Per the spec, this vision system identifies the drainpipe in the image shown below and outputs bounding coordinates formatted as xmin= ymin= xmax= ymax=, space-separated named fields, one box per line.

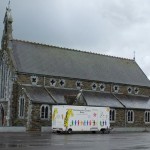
xmin=44 ymin=76 xmax=45 ymax=87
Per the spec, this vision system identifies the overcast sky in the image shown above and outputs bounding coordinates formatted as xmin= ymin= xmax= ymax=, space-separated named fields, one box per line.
xmin=1 ymin=0 xmax=150 ymax=79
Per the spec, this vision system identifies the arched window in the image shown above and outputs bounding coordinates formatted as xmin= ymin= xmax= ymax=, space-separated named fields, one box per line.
xmin=40 ymin=105 xmax=50 ymax=120
xmin=127 ymin=110 xmax=134 ymax=123
xmin=110 ymin=109 xmax=116 ymax=122
xmin=18 ymin=96 xmax=25 ymax=118
xmin=144 ymin=111 xmax=150 ymax=123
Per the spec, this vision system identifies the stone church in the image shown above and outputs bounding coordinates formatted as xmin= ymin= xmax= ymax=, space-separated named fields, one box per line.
xmin=0 ymin=5 xmax=150 ymax=131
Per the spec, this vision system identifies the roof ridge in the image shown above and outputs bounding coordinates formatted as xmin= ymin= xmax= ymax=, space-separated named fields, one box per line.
xmin=12 ymin=39 xmax=134 ymax=61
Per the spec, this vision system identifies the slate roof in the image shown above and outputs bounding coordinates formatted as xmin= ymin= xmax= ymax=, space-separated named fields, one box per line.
xmin=23 ymin=86 xmax=79 ymax=104
xmin=46 ymin=88 xmax=79 ymax=104
xmin=24 ymin=86 xmax=55 ymax=104
xmin=82 ymin=91 xmax=124 ymax=108
xmin=23 ymin=86 xmax=150 ymax=109
xmin=114 ymin=94 xmax=150 ymax=109
xmin=11 ymin=39 xmax=150 ymax=87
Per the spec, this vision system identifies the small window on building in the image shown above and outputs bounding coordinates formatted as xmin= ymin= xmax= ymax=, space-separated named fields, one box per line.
xmin=144 ymin=111 xmax=150 ymax=123
xmin=31 ymin=75 xmax=38 ymax=85
xmin=76 ymin=81 xmax=83 ymax=89
xmin=134 ymin=87 xmax=139 ymax=95
xmin=113 ymin=85 xmax=119 ymax=93
xmin=18 ymin=97 xmax=25 ymax=118
xmin=127 ymin=110 xmax=134 ymax=123
xmin=127 ymin=87 xmax=132 ymax=94
xmin=40 ymin=105 xmax=49 ymax=120
xmin=99 ymin=83 xmax=106 ymax=92
xmin=110 ymin=109 xmax=116 ymax=122
xmin=50 ymin=78 xmax=57 ymax=87
xmin=59 ymin=79 xmax=65 ymax=87
xmin=91 ymin=83 xmax=97 ymax=91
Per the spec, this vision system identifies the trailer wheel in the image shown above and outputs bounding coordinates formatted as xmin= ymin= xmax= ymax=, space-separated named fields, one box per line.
xmin=92 ymin=131 xmax=96 ymax=134
xmin=57 ymin=131 xmax=61 ymax=134
xmin=100 ymin=129 xmax=106 ymax=134
xmin=68 ymin=129 xmax=72 ymax=134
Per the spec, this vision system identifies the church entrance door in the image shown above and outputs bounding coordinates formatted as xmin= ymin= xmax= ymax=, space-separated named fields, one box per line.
xmin=0 ymin=105 xmax=4 ymax=126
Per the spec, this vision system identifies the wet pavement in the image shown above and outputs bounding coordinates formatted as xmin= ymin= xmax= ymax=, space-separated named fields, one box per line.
xmin=0 ymin=132 xmax=150 ymax=150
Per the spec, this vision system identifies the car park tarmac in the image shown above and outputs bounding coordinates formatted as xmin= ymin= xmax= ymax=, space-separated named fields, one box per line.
xmin=0 ymin=132 xmax=150 ymax=150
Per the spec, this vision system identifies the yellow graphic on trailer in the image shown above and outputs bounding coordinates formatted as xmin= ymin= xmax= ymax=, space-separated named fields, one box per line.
xmin=64 ymin=109 xmax=74 ymax=128
xmin=52 ymin=108 xmax=58 ymax=121
xmin=106 ymin=107 xmax=110 ymax=112
xmin=52 ymin=105 xmax=110 ymax=133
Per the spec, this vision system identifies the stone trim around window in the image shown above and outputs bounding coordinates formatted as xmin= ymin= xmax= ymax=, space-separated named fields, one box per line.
xmin=30 ymin=75 xmax=38 ymax=85
xmin=127 ymin=110 xmax=134 ymax=123
xmin=113 ymin=85 xmax=119 ymax=93
xmin=99 ymin=83 xmax=106 ymax=92
xmin=91 ymin=83 xmax=97 ymax=91
xmin=110 ymin=109 xmax=116 ymax=123
xmin=50 ymin=78 xmax=57 ymax=87
xmin=18 ymin=96 xmax=25 ymax=119
xmin=59 ymin=79 xmax=66 ymax=87
xmin=134 ymin=87 xmax=139 ymax=95
xmin=144 ymin=111 xmax=150 ymax=123
xmin=40 ymin=105 xmax=50 ymax=120
xmin=76 ymin=81 xmax=83 ymax=89
xmin=127 ymin=86 xmax=133 ymax=94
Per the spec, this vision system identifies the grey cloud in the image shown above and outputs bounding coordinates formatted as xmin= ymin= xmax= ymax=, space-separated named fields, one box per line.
xmin=1 ymin=0 xmax=150 ymax=78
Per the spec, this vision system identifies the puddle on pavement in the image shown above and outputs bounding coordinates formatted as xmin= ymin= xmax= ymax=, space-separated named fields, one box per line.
xmin=0 ymin=143 xmax=26 ymax=148
xmin=0 ymin=143 xmax=52 ymax=148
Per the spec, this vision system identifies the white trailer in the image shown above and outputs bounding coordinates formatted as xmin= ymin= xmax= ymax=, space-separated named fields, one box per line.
xmin=52 ymin=105 xmax=110 ymax=134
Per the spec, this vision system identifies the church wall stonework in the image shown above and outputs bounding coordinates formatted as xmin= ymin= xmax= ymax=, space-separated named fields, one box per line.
xmin=110 ymin=109 xmax=150 ymax=128
xmin=0 ymin=102 xmax=8 ymax=126
xmin=11 ymin=83 xmax=19 ymax=125
xmin=10 ymin=74 xmax=150 ymax=131
xmin=17 ymin=74 xmax=150 ymax=96
xmin=110 ymin=108 xmax=125 ymax=128
xmin=11 ymin=83 xmax=29 ymax=127
xmin=30 ymin=103 xmax=51 ymax=131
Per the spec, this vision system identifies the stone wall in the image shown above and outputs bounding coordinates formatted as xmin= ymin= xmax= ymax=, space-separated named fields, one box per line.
xmin=0 ymin=101 xmax=8 ymax=126
xmin=126 ymin=109 xmax=146 ymax=127
xmin=110 ymin=108 xmax=125 ymax=127
xmin=30 ymin=103 xmax=52 ymax=131
xmin=17 ymin=74 xmax=150 ymax=97
xmin=110 ymin=108 xmax=150 ymax=128
xmin=10 ymin=74 xmax=150 ymax=131
xmin=11 ymin=83 xmax=29 ymax=127
xmin=11 ymin=83 xmax=19 ymax=125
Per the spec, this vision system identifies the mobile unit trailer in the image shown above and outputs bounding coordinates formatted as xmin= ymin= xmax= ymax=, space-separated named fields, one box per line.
xmin=52 ymin=105 xmax=110 ymax=134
